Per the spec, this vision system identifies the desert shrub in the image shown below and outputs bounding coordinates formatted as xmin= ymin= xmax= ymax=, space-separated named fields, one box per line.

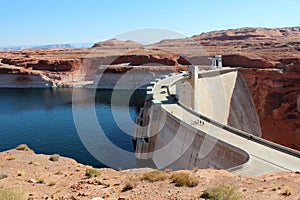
xmin=85 ymin=168 xmax=100 ymax=178
xmin=49 ymin=154 xmax=60 ymax=162
xmin=122 ymin=181 xmax=135 ymax=192
xmin=55 ymin=169 xmax=63 ymax=175
xmin=56 ymin=188 xmax=62 ymax=193
xmin=257 ymin=188 xmax=265 ymax=192
xmin=201 ymin=184 xmax=241 ymax=200
xmin=17 ymin=171 xmax=25 ymax=177
xmin=192 ymin=167 xmax=199 ymax=172
xmin=6 ymin=155 xmax=15 ymax=160
xmin=0 ymin=187 xmax=26 ymax=200
xmin=29 ymin=161 xmax=40 ymax=166
xmin=36 ymin=178 xmax=45 ymax=184
xmin=15 ymin=144 xmax=32 ymax=152
xmin=142 ymin=170 xmax=166 ymax=182
xmin=48 ymin=181 xmax=56 ymax=186
xmin=171 ymin=172 xmax=198 ymax=187
xmin=282 ymin=186 xmax=292 ymax=196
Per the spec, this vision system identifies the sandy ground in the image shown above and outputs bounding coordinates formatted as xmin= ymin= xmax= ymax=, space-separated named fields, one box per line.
xmin=0 ymin=147 xmax=300 ymax=200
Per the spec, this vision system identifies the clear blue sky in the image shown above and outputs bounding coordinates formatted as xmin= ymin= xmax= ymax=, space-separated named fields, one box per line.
xmin=0 ymin=0 xmax=299 ymax=46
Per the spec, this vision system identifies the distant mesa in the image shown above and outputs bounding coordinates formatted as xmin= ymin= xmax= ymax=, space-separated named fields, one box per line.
xmin=0 ymin=43 xmax=93 ymax=51
xmin=192 ymin=27 xmax=300 ymax=41
xmin=92 ymin=38 xmax=142 ymax=48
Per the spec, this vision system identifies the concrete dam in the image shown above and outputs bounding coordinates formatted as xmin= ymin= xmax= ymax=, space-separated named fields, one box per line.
xmin=133 ymin=67 xmax=300 ymax=176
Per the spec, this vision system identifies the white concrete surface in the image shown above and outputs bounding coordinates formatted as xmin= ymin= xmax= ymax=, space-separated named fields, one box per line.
xmin=149 ymin=69 xmax=300 ymax=176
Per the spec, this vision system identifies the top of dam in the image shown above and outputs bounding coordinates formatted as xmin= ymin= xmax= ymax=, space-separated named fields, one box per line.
xmin=133 ymin=66 xmax=300 ymax=176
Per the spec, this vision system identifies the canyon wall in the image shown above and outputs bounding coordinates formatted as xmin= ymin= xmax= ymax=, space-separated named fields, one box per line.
xmin=240 ymin=67 xmax=300 ymax=150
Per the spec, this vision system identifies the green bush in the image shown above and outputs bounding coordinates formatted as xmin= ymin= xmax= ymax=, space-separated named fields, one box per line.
xmin=171 ymin=172 xmax=198 ymax=187
xmin=142 ymin=170 xmax=166 ymax=182
xmin=201 ymin=184 xmax=241 ymax=200
xmin=0 ymin=187 xmax=26 ymax=200
xmin=85 ymin=168 xmax=100 ymax=178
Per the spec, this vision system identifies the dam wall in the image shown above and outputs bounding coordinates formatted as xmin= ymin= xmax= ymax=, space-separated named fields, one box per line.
xmin=227 ymin=72 xmax=262 ymax=136
xmin=133 ymin=68 xmax=300 ymax=175
xmin=133 ymin=70 xmax=252 ymax=170
xmin=150 ymin=105 xmax=249 ymax=170
xmin=176 ymin=70 xmax=261 ymax=136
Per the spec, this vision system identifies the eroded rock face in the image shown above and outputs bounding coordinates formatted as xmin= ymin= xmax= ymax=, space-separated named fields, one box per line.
xmin=27 ymin=59 xmax=82 ymax=71
xmin=2 ymin=58 xmax=82 ymax=72
xmin=110 ymin=49 xmax=191 ymax=66
xmin=240 ymin=67 xmax=300 ymax=150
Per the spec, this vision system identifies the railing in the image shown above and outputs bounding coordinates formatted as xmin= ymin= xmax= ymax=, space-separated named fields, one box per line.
xmin=164 ymin=72 xmax=300 ymax=159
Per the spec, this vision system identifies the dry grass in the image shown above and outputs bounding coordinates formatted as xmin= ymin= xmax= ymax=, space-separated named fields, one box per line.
xmin=142 ymin=170 xmax=167 ymax=182
xmin=171 ymin=172 xmax=198 ymax=187
xmin=122 ymin=181 xmax=136 ymax=192
xmin=0 ymin=187 xmax=26 ymax=200
xmin=282 ymin=186 xmax=292 ymax=196
xmin=48 ymin=181 xmax=56 ymax=186
xmin=36 ymin=178 xmax=45 ymax=184
xmin=29 ymin=161 xmax=40 ymax=166
xmin=201 ymin=184 xmax=241 ymax=200
xmin=85 ymin=168 xmax=100 ymax=178
xmin=6 ymin=155 xmax=15 ymax=161
xmin=49 ymin=154 xmax=60 ymax=162
xmin=15 ymin=144 xmax=33 ymax=153
xmin=257 ymin=188 xmax=265 ymax=192
xmin=54 ymin=169 xmax=63 ymax=175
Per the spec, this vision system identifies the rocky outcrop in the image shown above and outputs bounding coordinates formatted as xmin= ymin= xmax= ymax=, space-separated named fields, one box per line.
xmin=110 ymin=49 xmax=191 ymax=66
xmin=240 ymin=67 xmax=300 ymax=150
xmin=2 ymin=58 xmax=82 ymax=72
xmin=222 ymin=54 xmax=277 ymax=68
xmin=27 ymin=59 xmax=82 ymax=71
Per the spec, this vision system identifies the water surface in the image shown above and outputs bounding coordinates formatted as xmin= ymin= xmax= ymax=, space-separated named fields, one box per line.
xmin=0 ymin=88 xmax=145 ymax=169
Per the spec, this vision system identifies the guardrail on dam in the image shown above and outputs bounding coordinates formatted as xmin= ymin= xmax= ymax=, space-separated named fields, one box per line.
xmin=133 ymin=66 xmax=300 ymax=176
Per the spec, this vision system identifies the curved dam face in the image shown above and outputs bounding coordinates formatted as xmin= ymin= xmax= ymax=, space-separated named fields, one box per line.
xmin=149 ymin=106 xmax=249 ymax=170
xmin=133 ymin=69 xmax=258 ymax=170
xmin=134 ymin=69 xmax=300 ymax=174
xmin=177 ymin=70 xmax=262 ymax=136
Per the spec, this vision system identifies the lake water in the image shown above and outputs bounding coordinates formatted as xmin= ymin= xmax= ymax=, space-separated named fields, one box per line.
xmin=0 ymin=88 xmax=145 ymax=169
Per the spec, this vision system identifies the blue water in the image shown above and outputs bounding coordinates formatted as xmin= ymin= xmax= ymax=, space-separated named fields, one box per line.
xmin=0 ymin=88 xmax=145 ymax=169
